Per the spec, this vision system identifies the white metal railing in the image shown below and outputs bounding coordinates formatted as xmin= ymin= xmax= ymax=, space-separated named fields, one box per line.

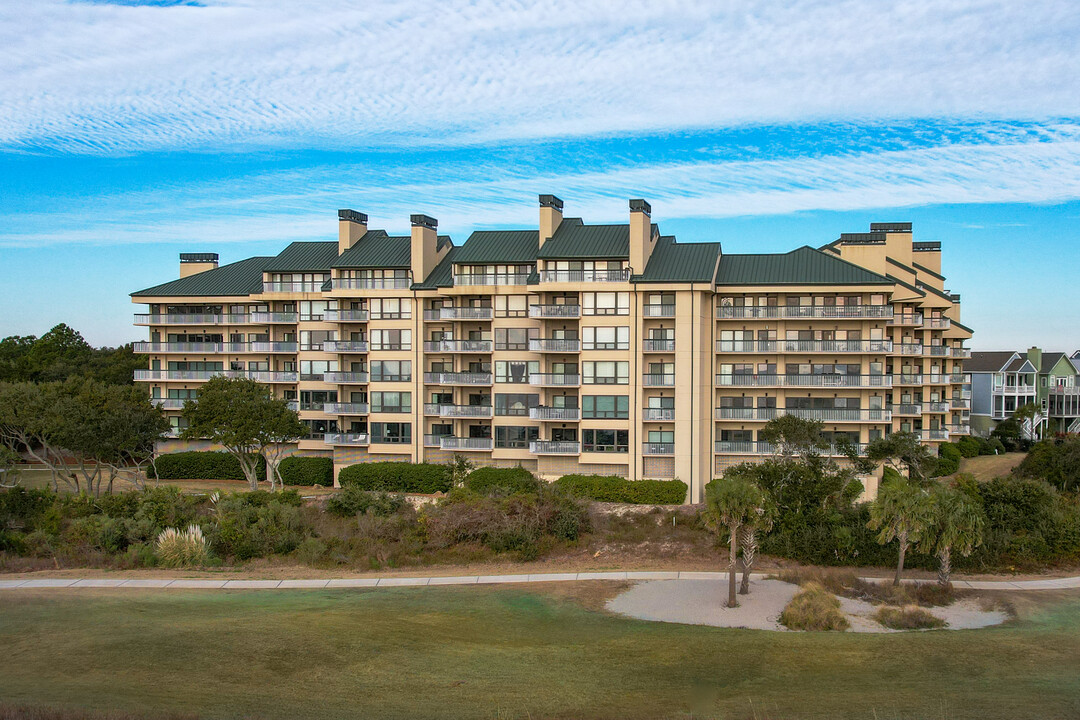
xmin=323 ymin=403 xmax=369 ymax=415
xmin=134 ymin=370 xmax=298 ymax=382
xmin=429 ymin=405 xmax=494 ymax=418
xmin=898 ymin=344 xmax=924 ymax=355
xmin=263 ymin=281 xmax=325 ymax=293
xmin=332 ymin=277 xmax=411 ymax=290
xmin=926 ymin=345 xmax=949 ymax=357
xmin=530 ymin=406 xmax=581 ymax=421
xmin=151 ymin=399 xmax=187 ymax=410
xmin=529 ymin=304 xmax=581 ymax=319
xmin=714 ymin=408 xmax=890 ymax=422
xmin=642 ymin=304 xmax=676 ymax=317
xmin=423 ymin=434 xmax=445 ymax=447
xmin=249 ymin=312 xmax=298 ymax=323
xmin=950 ymin=373 xmax=972 ymax=384
xmin=927 ymin=402 xmax=950 ymax=413
xmin=890 ymin=404 xmax=923 ymax=416
xmin=530 ymin=339 xmax=581 ymax=353
xmin=952 ymin=348 xmax=972 ymax=358
xmin=439 ymin=307 xmax=494 ymax=321
xmin=452 ymin=273 xmax=531 ymax=286
xmin=714 ymin=441 xmax=869 ymax=455
xmin=888 ymin=314 xmax=924 ymax=326
xmin=424 ymin=372 xmax=493 ymax=385
xmin=643 ymin=407 xmax=675 ymax=421
xmin=642 ymin=374 xmax=675 ymax=387
xmin=540 ymin=269 xmax=630 ymax=283
xmin=324 ymin=433 xmax=369 ymax=446
xmin=322 ymin=372 xmax=369 ymax=383
xmin=642 ymin=339 xmax=675 ymax=352
xmin=925 ymin=318 xmax=951 ymax=329
xmin=950 ymin=398 xmax=971 ymax=409
xmin=322 ymin=310 xmax=368 ymax=323
xmin=423 ymin=340 xmax=493 ymax=353
xmin=529 ymin=373 xmax=580 ymax=387
xmin=717 ymin=305 xmax=894 ymax=320
xmin=323 ymin=341 xmax=368 ymax=353
xmin=715 ymin=374 xmax=892 ymax=388
xmin=530 ymin=440 xmax=581 ymax=454
xmin=440 ymin=437 xmax=494 ymax=451
xmin=248 ymin=342 xmax=298 ymax=353
xmin=946 ymin=424 xmax=971 ymax=436
xmin=134 ymin=313 xmax=248 ymax=325
xmin=895 ymin=374 xmax=924 ymax=385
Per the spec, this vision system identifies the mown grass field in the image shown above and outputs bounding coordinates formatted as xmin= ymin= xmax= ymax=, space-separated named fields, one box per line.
xmin=1 ymin=584 xmax=1079 ymax=720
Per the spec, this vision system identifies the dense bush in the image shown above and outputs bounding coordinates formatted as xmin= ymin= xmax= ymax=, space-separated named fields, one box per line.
xmin=150 ymin=451 xmax=266 ymax=482
xmin=464 ymin=466 xmax=541 ymax=496
xmin=554 ymin=474 xmax=687 ymax=504
xmin=873 ymin=605 xmax=945 ymax=630
xmin=779 ymin=582 xmax=849 ymax=631
xmin=1014 ymin=437 xmax=1080 ymax=492
xmin=934 ymin=443 xmax=962 ymax=477
xmin=338 ymin=462 xmax=451 ymax=494
xmin=279 ymin=456 xmax=334 ymax=487
xmin=326 ymin=486 xmax=407 ymax=517
xmin=206 ymin=492 xmax=309 ymax=560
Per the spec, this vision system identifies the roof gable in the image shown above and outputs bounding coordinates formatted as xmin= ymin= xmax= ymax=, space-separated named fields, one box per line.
xmin=331 ymin=230 xmax=411 ymax=268
xmin=454 ymin=229 xmax=538 ymax=264
xmin=716 ymin=246 xmax=892 ymax=286
xmin=262 ymin=241 xmax=339 ymax=272
xmin=131 ymin=256 xmax=272 ymax=298
xmin=635 ymin=236 xmax=721 ymax=283
xmin=536 ymin=219 xmax=633 ymax=259
xmin=967 ymin=351 xmax=1019 ymax=373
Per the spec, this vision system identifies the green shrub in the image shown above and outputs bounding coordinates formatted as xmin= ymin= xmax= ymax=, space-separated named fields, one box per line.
xmin=0 ymin=486 xmax=56 ymax=532
xmin=779 ymin=582 xmax=850 ymax=631
xmin=881 ymin=466 xmax=905 ymax=484
xmin=155 ymin=525 xmax=209 ymax=568
xmin=873 ymin=605 xmax=946 ymax=630
xmin=150 ymin=451 xmax=266 ymax=482
xmin=1014 ymin=437 xmax=1080 ymax=492
xmin=554 ymin=475 xmax=687 ymax=504
xmin=279 ymin=456 xmax=334 ymax=487
xmin=206 ymin=493 xmax=309 ymax=560
xmin=956 ymin=437 xmax=981 ymax=458
xmin=933 ymin=443 xmax=962 ymax=477
xmin=464 ymin=466 xmax=541 ymax=496
xmin=338 ymin=462 xmax=452 ymax=494
xmin=326 ymin=486 xmax=407 ymax=517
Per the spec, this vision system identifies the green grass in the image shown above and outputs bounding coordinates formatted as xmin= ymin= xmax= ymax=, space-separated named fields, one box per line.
xmin=2 ymin=587 xmax=1080 ymax=720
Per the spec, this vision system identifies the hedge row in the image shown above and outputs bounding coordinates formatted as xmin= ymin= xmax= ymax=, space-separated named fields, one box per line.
xmin=280 ymin=456 xmax=334 ymax=487
xmin=464 ymin=466 xmax=541 ymax=495
xmin=150 ymin=451 xmax=266 ymax=482
xmin=554 ymin=474 xmax=688 ymax=504
xmin=337 ymin=462 xmax=451 ymax=494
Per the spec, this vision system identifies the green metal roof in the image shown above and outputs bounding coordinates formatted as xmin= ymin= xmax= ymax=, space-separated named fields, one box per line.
xmin=912 ymin=261 xmax=945 ymax=281
xmin=262 ymin=241 xmax=339 ymax=272
xmin=634 ymin=236 xmax=721 ymax=283
xmin=885 ymin=274 xmax=926 ymax=297
xmin=454 ymin=229 xmax=538 ymax=264
xmin=131 ymin=256 xmax=272 ymax=298
xmin=952 ymin=319 xmax=974 ymax=334
xmin=331 ymin=230 xmax=453 ymax=269
xmin=716 ymin=246 xmax=893 ymax=286
xmin=414 ymin=246 xmax=461 ymax=289
xmin=536 ymin=219 xmax=646 ymax=259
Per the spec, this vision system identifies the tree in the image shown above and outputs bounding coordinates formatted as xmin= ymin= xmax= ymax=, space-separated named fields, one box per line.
xmin=181 ymin=376 xmax=283 ymax=490
xmin=25 ymin=324 xmax=93 ymax=383
xmin=1012 ymin=403 xmax=1041 ymax=443
xmin=0 ymin=445 xmax=21 ymax=487
xmin=258 ymin=401 xmax=307 ymax=491
xmin=867 ymin=476 xmax=934 ymax=585
xmin=0 ymin=381 xmax=69 ymax=490
xmin=704 ymin=476 xmax=771 ymax=607
xmin=922 ymin=485 xmax=985 ymax=586
xmin=737 ymin=491 xmax=777 ymax=595
xmin=760 ymin=415 xmax=828 ymax=460
xmin=866 ymin=431 xmax=938 ymax=484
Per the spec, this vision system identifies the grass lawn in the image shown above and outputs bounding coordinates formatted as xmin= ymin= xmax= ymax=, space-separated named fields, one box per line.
xmin=1 ymin=585 xmax=1079 ymax=720
xmin=956 ymin=452 xmax=1026 ymax=481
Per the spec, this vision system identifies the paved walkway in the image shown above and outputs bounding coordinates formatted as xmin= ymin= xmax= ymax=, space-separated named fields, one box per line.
xmin=2 ymin=571 xmax=1079 ymax=591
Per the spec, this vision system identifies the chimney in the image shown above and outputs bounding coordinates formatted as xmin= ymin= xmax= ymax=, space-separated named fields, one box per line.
xmin=539 ymin=194 xmax=563 ymax=249
xmin=411 ymin=214 xmax=439 ymax=284
xmin=179 ymin=253 xmax=218 ymax=278
xmin=629 ymin=199 xmax=656 ymax=273
xmin=1027 ymin=346 xmax=1042 ymax=373
xmin=338 ymin=209 xmax=368 ymax=255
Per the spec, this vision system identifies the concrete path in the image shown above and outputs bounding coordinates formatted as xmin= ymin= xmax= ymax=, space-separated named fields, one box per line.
xmin=1 ymin=571 xmax=1079 ymax=591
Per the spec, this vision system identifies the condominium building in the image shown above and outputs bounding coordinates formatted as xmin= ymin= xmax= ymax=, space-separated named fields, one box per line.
xmin=969 ymin=347 xmax=1080 ymax=436
xmin=131 ymin=196 xmax=973 ymax=502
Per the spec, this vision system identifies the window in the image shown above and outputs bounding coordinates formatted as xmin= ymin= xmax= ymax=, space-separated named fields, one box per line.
xmin=298 ymin=300 xmax=333 ymax=321
xmin=495 ymin=295 xmax=529 ymax=317
xmin=583 ymin=292 xmax=629 ymax=316
xmin=167 ymin=361 xmax=223 ymax=371
xmin=495 ymin=327 xmax=537 ymax=351
xmin=300 ymin=360 xmax=337 ymax=381
xmin=582 ymin=395 xmax=629 ymax=419
xmin=495 ymin=360 xmax=538 ymax=383
xmin=370 ymin=392 xmax=411 ymax=414
xmin=495 ymin=425 xmax=539 ymax=449
xmin=582 ymin=326 xmax=629 ymax=350
xmin=370 ymin=360 xmax=412 ymax=382
xmin=495 ymin=393 xmax=539 ymax=416
xmin=583 ymin=361 xmax=628 ymax=384
xmin=299 ymin=390 xmax=337 ymax=411
xmin=583 ymin=429 xmax=628 ymax=453
xmin=299 ymin=330 xmax=335 ymax=351
xmin=370 ymin=329 xmax=411 ymax=351
xmin=370 ymin=297 xmax=412 ymax=320
xmin=647 ymin=430 xmax=674 ymax=444
xmin=370 ymin=422 xmax=411 ymax=444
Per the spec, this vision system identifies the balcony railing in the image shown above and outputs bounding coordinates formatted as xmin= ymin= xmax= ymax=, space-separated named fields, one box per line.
xmin=642 ymin=304 xmax=676 ymax=318
xmin=890 ymin=404 xmax=923 ymax=416
xmin=439 ymin=307 xmax=493 ymax=321
xmin=529 ymin=304 xmax=581 ymax=319
xmin=151 ymin=399 xmax=187 ymax=410
xmin=642 ymin=442 xmax=675 ymax=455
xmin=581 ymin=341 xmax=629 ymax=351
xmin=540 ymin=269 xmax=630 ymax=283
xmin=249 ymin=312 xmax=298 ymax=324
xmin=452 ymin=273 xmax=531 ymax=286
xmin=529 ymin=339 xmax=580 ymax=353
xmin=926 ymin=402 xmax=950 ymax=413
xmin=717 ymin=339 xmax=892 ymax=353
xmin=529 ymin=406 xmax=580 ymax=421
xmin=925 ymin=345 xmax=949 ymax=357
xmin=897 ymin=344 xmax=924 ymax=356
xmin=134 ymin=342 xmax=224 ymax=353
xmin=925 ymin=318 xmax=951 ymax=329
xmin=715 ymin=408 xmax=891 ymax=422
xmin=996 ymin=385 xmax=1036 ymax=395
xmin=135 ymin=370 xmax=298 ymax=382
xmin=423 ymin=404 xmax=494 ymax=418
xmin=715 ymin=374 xmax=892 ymax=388
xmin=322 ymin=371 xmax=369 ymax=384
xmin=643 ymin=407 xmax=675 ymax=421
xmin=423 ymin=434 xmax=445 ymax=447
xmin=529 ymin=373 xmax=580 ymax=387
xmin=323 ymin=403 xmax=369 ymax=415
xmin=440 ymin=437 xmax=494 ymax=451
xmin=919 ymin=429 xmax=951 ymax=441
xmin=895 ymin=374 xmax=924 ymax=385
xmin=642 ymin=339 xmax=675 ymax=352
xmin=322 ymin=341 xmax=369 ymax=353
xmin=332 ymin=278 xmax=411 ymax=290
xmin=263 ymin=281 xmax=325 ymax=293
xmin=888 ymin=314 xmax=924 ymax=326
xmin=322 ymin=310 xmax=368 ymax=323
xmin=530 ymin=440 xmax=581 ymax=455
xmin=642 ymin=374 xmax=675 ymax=387
xmin=950 ymin=373 xmax=972 ymax=384
xmin=423 ymin=340 xmax=493 ymax=353
xmin=424 ymin=372 xmax=493 ymax=385
xmin=946 ymin=424 xmax=971 ymax=436
xmin=951 ymin=348 xmax=972 ymax=358
xmin=925 ymin=374 xmax=950 ymax=385
xmin=717 ymin=305 xmax=894 ymax=320
xmin=714 ymin=441 xmax=869 ymax=455
xmin=950 ymin=398 xmax=971 ymax=410
xmin=324 ymin=433 xmax=369 ymax=446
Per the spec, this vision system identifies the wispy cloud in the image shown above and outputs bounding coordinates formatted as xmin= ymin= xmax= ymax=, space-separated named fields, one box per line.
xmin=1 ymin=0 xmax=1079 ymax=153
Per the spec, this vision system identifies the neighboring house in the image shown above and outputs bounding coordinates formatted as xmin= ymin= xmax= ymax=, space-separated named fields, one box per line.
xmin=969 ymin=347 xmax=1080 ymax=436
xmin=131 ymin=196 xmax=973 ymax=503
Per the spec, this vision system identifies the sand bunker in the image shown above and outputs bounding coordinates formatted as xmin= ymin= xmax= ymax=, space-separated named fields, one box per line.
xmin=606 ymin=578 xmax=1008 ymax=632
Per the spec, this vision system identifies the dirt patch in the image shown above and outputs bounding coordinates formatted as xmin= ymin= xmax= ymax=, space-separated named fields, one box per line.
xmin=956 ymin=452 xmax=1026 ymax=481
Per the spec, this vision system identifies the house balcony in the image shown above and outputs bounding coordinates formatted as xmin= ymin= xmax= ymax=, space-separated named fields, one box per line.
xmin=423 ymin=434 xmax=445 ymax=447
xmin=423 ymin=340 xmax=493 ymax=354
xmin=539 ymin=269 xmax=630 ymax=283
xmin=642 ymin=339 xmax=675 ymax=352
xmin=440 ymin=437 xmax=494 ymax=452
xmin=715 ymin=339 xmax=892 ymax=354
xmin=642 ymin=374 xmax=675 ymax=387
xmin=926 ymin=402 xmax=951 ymax=413
xmin=950 ymin=398 xmax=971 ymax=410
xmin=714 ymin=441 xmax=869 ymax=455
xmin=249 ymin=312 xmax=299 ymax=324
xmin=642 ymin=304 xmax=676 ymax=318
xmin=322 ymin=310 xmax=368 ymax=323
xmin=424 ymin=372 xmax=493 ymax=386
xmin=717 ymin=305 xmax=894 ymax=320
xmin=918 ymin=429 xmax=951 ymax=441
xmin=332 ymin=278 xmax=411 ymax=290
xmin=323 ymin=341 xmax=368 ymax=353
xmin=263 ymin=281 xmax=325 ymax=293
xmin=714 ymin=408 xmax=891 ymax=423
xmin=715 ymin=374 xmax=891 ymax=388
xmin=151 ymin=399 xmax=187 ymax=410
xmin=134 ymin=342 xmax=225 ymax=353
xmin=323 ymin=432 xmax=369 ymax=446
xmin=995 ymin=385 xmax=1036 ymax=395
xmin=529 ymin=304 xmax=581 ymax=319
xmin=581 ymin=341 xmax=629 ymax=351
xmin=642 ymin=442 xmax=675 ymax=455
xmin=897 ymin=344 xmax=924 ymax=356
xmin=888 ymin=314 xmax=924 ymax=326
xmin=951 ymin=348 xmax=972 ymax=358
xmin=529 ymin=339 xmax=580 ymax=353
xmin=323 ymin=371 xmax=369 ymax=384
xmin=530 ymin=440 xmax=581 ymax=455
xmin=894 ymin=374 xmax=924 ymax=385
xmin=134 ymin=313 xmax=250 ymax=326
xmin=926 ymin=374 xmax=951 ymax=385
xmin=949 ymin=373 xmax=972 ymax=384
xmin=423 ymin=404 xmax=494 ymax=419
xmin=889 ymin=404 xmax=924 ymax=416
xmin=439 ymin=307 xmax=494 ymax=321
xmin=947 ymin=424 xmax=972 ymax=436
xmin=925 ymin=346 xmax=950 ymax=357
xmin=925 ymin=318 xmax=951 ymax=329
xmin=134 ymin=370 xmax=298 ymax=383
xmin=323 ymin=403 xmax=369 ymax=415
xmin=643 ymin=408 xmax=675 ymax=421
xmin=452 ymin=273 xmax=531 ymax=286
xmin=529 ymin=406 xmax=581 ymax=421
xmin=529 ymin=373 xmax=580 ymax=387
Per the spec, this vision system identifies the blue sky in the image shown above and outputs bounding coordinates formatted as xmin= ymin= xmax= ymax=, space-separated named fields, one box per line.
xmin=1 ymin=0 xmax=1079 ymax=350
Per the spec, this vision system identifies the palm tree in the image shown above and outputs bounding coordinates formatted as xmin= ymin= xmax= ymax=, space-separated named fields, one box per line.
xmin=923 ymin=485 xmax=985 ymax=586
xmin=704 ymin=476 xmax=771 ymax=607
xmin=867 ymin=476 xmax=934 ymax=586
xmin=738 ymin=492 xmax=777 ymax=595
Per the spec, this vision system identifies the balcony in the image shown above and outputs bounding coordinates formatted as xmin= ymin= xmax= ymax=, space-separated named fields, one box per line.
xmin=926 ymin=374 xmax=950 ymax=385
xmin=951 ymin=348 xmax=972 ymax=358
xmin=423 ymin=404 xmax=494 ymax=419
xmin=643 ymin=407 xmax=675 ymax=421
xmin=581 ymin=341 xmax=629 ymax=351
xmin=529 ymin=373 xmax=580 ymax=387
xmin=134 ymin=370 xmax=298 ymax=383
xmin=642 ymin=374 xmax=675 ymax=387
xmin=440 ymin=437 xmax=494 ymax=452
xmin=642 ymin=304 xmax=676 ymax=318
xmin=895 ymin=374 xmax=924 ymax=385
xmin=950 ymin=398 xmax=971 ymax=410
xmin=926 ymin=402 xmax=950 ymax=413
xmin=423 ymin=340 xmax=493 ymax=353
xmin=717 ymin=305 xmax=894 ymax=320
xmin=714 ymin=408 xmax=891 ymax=422
xmin=529 ymin=339 xmax=580 ymax=353
xmin=642 ymin=442 xmax=675 ymax=455
xmin=134 ymin=313 xmax=253 ymax=326
xmin=424 ymin=372 xmax=493 ymax=386
xmin=452 ymin=273 xmax=531 ymax=286
xmin=996 ymin=385 xmax=1036 ymax=395
xmin=323 ymin=341 xmax=368 ymax=353
xmin=920 ymin=429 xmax=951 ymax=441
xmin=897 ymin=344 xmax=924 ymax=356
xmin=530 ymin=406 xmax=581 ymax=421
xmin=423 ymin=434 xmax=445 ymax=447
xmin=530 ymin=440 xmax=581 ymax=455
xmin=540 ymin=269 xmax=630 ymax=283
xmin=134 ymin=342 xmax=224 ymax=353
xmin=950 ymin=373 xmax=972 ymax=384
xmin=249 ymin=312 xmax=299 ymax=324
xmin=248 ymin=342 xmax=298 ymax=353
xmin=323 ymin=403 xmax=369 ymax=415
xmin=888 ymin=314 xmax=924 ymax=326
xmin=322 ymin=371 xmax=369 ymax=384
xmin=529 ymin=304 xmax=581 ymax=319
xmin=715 ymin=374 xmax=892 ymax=388
xmin=439 ymin=307 xmax=493 ymax=321
xmin=332 ymin=278 xmax=411 ymax=290
xmin=263 ymin=281 xmax=325 ymax=293
xmin=714 ymin=441 xmax=869 ymax=455
xmin=925 ymin=318 xmax=951 ymax=329
xmin=890 ymin=404 xmax=923 ymax=416
xmin=947 ymin=424 xmax=972 ymax=436
xmin=323 ymin=433 xmax=370 ymax=446
xmin=642 ymin=339 xmax=675 ymax=352
xmin=925 ymin=345 xmax=950 ymax=357
xmin=322 ymin=309 xmax=368 ymax=323
xmin=151 ymin=399 xmax=187 ymax=410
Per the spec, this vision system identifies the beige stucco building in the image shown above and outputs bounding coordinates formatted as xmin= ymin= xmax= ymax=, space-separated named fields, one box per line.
xmin=132 ymin=196 xmax=973 ymax=502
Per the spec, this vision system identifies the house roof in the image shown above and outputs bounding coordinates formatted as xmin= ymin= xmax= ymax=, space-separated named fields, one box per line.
xmin=967 ymin=351 xmax=1019 ymax=373
xmin=536 ymin=219 xmax=642 ymax=259
xmin=454 ymin=230 xmax=538 ymax=264
xmin=1040 ymin=352 xmax=1072 ymax=374
xmin=331 ymin=230 xmax=411 ymax=268
xmin=634 ymin=236 xmax=721 ymax=283
xmin=261 ymin=241 xmax=339 ymax=272
xmin=715 ymin=246 xmax=892 ymax=286
xmin=131 ymin=256 xmax=272 ymax=298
